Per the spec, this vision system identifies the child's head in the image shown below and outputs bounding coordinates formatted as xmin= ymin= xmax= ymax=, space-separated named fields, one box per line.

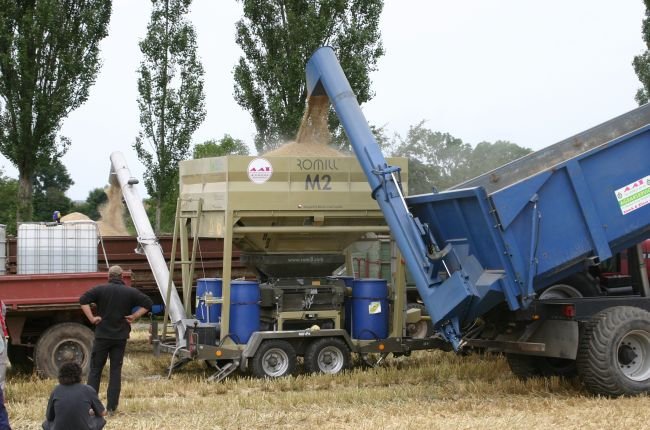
xmin=58 ymin=361 xmax=82 ymax=385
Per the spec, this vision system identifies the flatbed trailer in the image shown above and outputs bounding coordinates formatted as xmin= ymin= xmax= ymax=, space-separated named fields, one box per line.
xmin=1 ymin=271 xmax=132 ymax=378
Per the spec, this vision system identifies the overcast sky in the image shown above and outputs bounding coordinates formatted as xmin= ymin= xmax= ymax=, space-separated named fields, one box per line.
xmin=0 ymin=0 xmax=646 ymax=201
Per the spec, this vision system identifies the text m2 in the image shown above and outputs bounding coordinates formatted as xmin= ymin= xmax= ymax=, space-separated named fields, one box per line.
xmin=305 ymin=174 xmax=332 ymax=190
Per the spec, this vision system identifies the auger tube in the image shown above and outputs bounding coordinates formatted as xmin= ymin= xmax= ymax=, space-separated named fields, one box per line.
xmin=109 ymin=151 xmax=187 ymax=328
xmin=305 ymin=47 xmax=476 ymax=348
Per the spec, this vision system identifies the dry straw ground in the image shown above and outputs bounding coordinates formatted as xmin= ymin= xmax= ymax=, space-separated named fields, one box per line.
xmin=6 ymin=326 xmax=650 ymax=429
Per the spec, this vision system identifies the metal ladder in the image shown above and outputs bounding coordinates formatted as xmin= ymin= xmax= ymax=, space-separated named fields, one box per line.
xmin=161 ymin=197 xmax=203 ymax=342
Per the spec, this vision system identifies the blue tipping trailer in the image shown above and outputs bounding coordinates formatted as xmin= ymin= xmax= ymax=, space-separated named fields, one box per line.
xmin=407 ymin=122 xmax=650 ymax=322
xmin=306 ymin=46 xmax=650 ymax=396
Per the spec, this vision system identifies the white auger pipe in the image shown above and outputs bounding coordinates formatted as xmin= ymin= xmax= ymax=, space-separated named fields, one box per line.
xmin=109 ymin=151 xmax=187 ymax=324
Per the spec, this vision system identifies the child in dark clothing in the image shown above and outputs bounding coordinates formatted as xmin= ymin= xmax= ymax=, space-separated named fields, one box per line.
xmin=43 ymin=362 xmax=107 ymax=430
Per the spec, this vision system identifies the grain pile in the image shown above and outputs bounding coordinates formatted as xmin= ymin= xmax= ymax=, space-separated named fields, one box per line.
xmin=60 ymin=212 xmax=91 ymax=222
xmin=264 ymin=95 xmax=345 ymax=157
xmin=60 ymin=185 xmax=129 ymax=236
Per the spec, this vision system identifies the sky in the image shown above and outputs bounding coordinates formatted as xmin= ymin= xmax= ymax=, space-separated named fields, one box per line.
xmin=0 ymin=0 xmax=646 ymax=201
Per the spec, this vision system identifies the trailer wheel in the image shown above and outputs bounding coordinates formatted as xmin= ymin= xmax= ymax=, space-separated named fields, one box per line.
xmin=304 ymin=337 xmax=351 ymax=375
xmin=406 ymin=303 xmax=434 ymax=339
xmin=7 ymin=344 xmax=34 ymax=373
xmin=251 ymin=340 xmax=296 ymax=378
xmin=577 ymin=306 xmax=650 ymax=396
xmin=34 ymin=323 xmax=94 ymax=379
xmin=539 ymin=273 xmax=600 ymax=299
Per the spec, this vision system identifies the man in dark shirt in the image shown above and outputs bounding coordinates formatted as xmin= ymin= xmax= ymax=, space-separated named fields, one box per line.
xmin=80 ymin=265 xmax=152 ymax=413
xmin=43 ymin=361 xmax=106 ymax=430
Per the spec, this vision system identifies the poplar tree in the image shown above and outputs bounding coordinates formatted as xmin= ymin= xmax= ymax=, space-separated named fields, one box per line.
xmin=234 ymin=0 xmax=384 ymax=153
xmin=135 ymin=0 xmax=205 ymax=233
xmin=0 ymin=0 xmax=111 ymax=221
xmin=633 ymin=0 xmax=650 ymax=104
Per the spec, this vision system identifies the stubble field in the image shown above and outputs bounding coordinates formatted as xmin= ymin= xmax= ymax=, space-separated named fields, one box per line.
xmin=5 ymin=326 xmax=650 ymax=430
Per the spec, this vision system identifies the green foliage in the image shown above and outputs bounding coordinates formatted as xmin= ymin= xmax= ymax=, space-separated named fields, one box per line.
xmin=193 ymin=135 xmax=250 ymax=159
xmin=0 ymin=161 xmax=76 ymax=229
xmin=32 ymin=158 xmax=74 ymax=221
xmin=234 ymin=0 xmax=384 ymax=153
xmin=135 ymin=0 xmax=206 ymax=234
xmin=0 ymin=0 xmax=111 ymax=221
xmin=144 ymin=184 xmax=178 ymax=234
xmin=391 ymin=122 xmax=472 ymax=194
xmin=633 ymin=0 xmax=650 ymax=105
xmin=74 ymin=187 xmax=108 ymax=220
xmin=466 ymin=141 xmax=531 ymax=177
xmin=0 ymin=170 xmax=17 ymax=235
xmin=390 ymin=122 xmax=532 ymax=195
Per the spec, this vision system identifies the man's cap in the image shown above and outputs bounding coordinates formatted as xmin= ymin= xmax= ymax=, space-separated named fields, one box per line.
xmin=108 ymin=265 xmax=123 ymax=277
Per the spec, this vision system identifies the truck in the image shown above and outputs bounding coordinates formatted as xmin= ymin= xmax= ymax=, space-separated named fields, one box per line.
xmin=1 ymin=224 xmax=246 ymax=378
xmin=301 ymin=47 xmax=650 ymax=396
xmin=113 ymin=47 xmax=650 ymax=397
xmin=359 ymin=236 xmax=650 ymax=338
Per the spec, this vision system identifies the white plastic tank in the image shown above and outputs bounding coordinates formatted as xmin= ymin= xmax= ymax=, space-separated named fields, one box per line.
xmin=17 ymin=221 xmax=98 ymax=274
xmin=0 ymin=224 xmax=6 ymax=275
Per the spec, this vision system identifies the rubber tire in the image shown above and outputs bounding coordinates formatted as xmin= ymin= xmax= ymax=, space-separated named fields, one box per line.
xmin=34 ymin=323 xmax=94 ymax=379
xmin=304 ymin=337 xmax=351 ymax=375
xmin=406 ymin=303 xmax=434 ymax=339
xmin=536 ymin=357 xmax=578 ymax=378
xmin=577 ymin=306 xmax=650 ymax=397
xmin=507 ymin=353 xmax=577 ymax=379
xmin=7 ymin=344 xmax=34 ymax=373
xmin=251 ymin=340 xmax=296 ymax=379
xmin=506 ymin=353 xmax=540 ymax=379
xmin=539 ymin=273 xmax=600 ymax=299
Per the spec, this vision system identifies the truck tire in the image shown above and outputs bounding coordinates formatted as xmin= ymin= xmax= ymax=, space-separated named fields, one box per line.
xmin=406 ymin=303 xmax=434 ymax=339
xmin=304 ymin=337 xmax=351 ymax=375
xmin=506 ymin=353 xmax=540 ymax=379
xmin=506 ymin=354 xmax=577 ymax=379
xmin=539 ymin=273 xmax=600 ymax=299
xmin=34 ymin=323 xmax=94 ymax=379
xmin=250 ymin=340 xmax=296 ymax=379
xmin=7 ymin=344 xmax=34 ymax=373
xmin=577 ymin=306 xmax=650 ymax=396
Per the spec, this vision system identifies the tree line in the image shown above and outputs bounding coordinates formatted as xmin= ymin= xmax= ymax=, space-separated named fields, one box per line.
xmin=1 ymin=0 xmax=648 ymax=235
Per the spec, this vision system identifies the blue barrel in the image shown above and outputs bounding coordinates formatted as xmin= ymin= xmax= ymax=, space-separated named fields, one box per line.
xmin=230 ymin=280 xmax=260 ymax=344
xmin=196 ymin=278 xmax=222 ymax=323
xmin=351 ymin=278 xmax=389 ymax=340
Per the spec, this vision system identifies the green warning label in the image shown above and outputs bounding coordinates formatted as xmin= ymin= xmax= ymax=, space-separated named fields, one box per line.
xmin=615 ymin=176 xmax=650 ymax=215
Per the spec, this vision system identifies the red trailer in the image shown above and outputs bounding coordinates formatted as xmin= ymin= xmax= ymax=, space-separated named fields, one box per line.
xmin=1 ymin=271 xmax=132 ymax=378
xmin=1 ymin=233 xmax=251 ymax=378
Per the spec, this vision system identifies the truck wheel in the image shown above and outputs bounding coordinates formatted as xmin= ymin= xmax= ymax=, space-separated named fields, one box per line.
xmin=34 ymin=323 xmax=94 ymax=379
xmin=406 ymin=303 xmax=434 ymax=339
xmin=304 ymin=337 xmax=350 ymax=375
xmin=539 ymin=273 xmax=600 ymax=299
xmin=251 ymin=340 xmax=296 ymax=378
xmin=506 ymin=353 xmax=540 ymax=379
xmin=507 ymin=353 xmax=577 ymax=379
xmin=535 ymin=357 xmax=577 ymax=378
xmin=7 ymin=344 xmax=34 ymax=373
xmin=577 ymin=306 xmax=650 ymax=396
